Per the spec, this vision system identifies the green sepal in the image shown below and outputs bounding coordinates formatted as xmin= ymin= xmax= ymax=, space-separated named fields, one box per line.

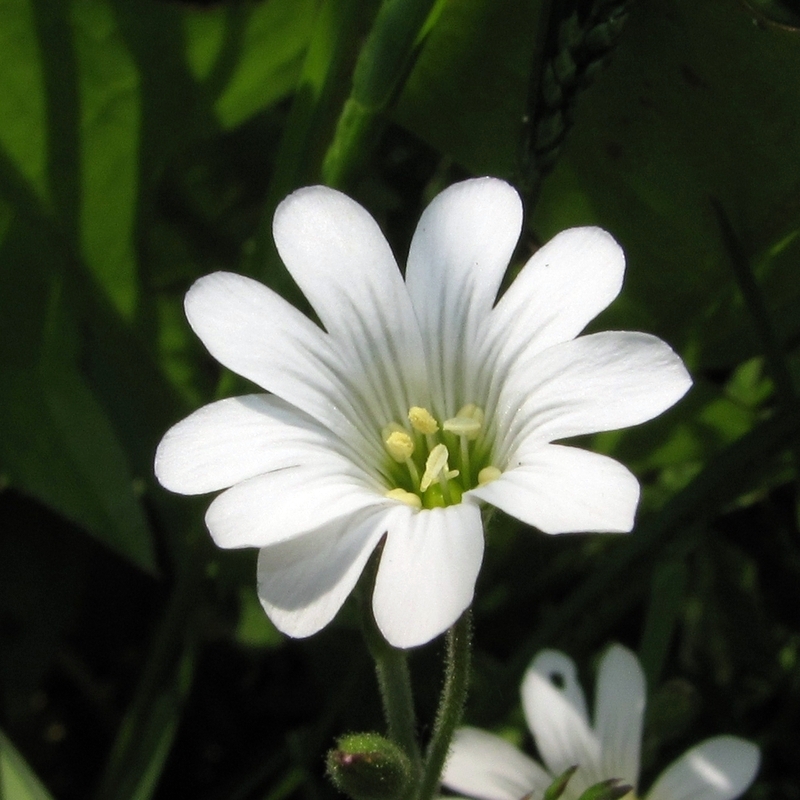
xmin=576 ymin=778 xmax=634 ymax=800
xmin=541 ymin=765 xmax=578 ymax=800
xmin=326 ymin=732 xmax=413 ymax=800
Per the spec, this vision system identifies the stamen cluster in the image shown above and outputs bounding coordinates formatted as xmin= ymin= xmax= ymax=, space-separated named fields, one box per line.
xmin=382 ymin=404 xmax=500 ymax=510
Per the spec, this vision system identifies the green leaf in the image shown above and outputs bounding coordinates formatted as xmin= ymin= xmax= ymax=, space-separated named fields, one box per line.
xmin=0 ymin=0 xmax=49 ymax=201
xmin=394 ymin=0 xmax=542 ymax=179
xmin=0 ymin=729 xmax=55 ymax=800
xmin=0 ymin=224 xmax=157 ymax=574
xmin=70 ymin=0 xmax=141 ymax=317
xmin=212 ymin=0 xmax=320 ymax=129
xmin=184 ymin=3 xmax=231 ymax=83
xmin=533 ymin=0 xmax=800 ymax=369
xmin=0 ymin=365 xmax=157 ymax=574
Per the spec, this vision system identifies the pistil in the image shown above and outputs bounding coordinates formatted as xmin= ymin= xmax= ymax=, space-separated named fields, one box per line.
xmin=420 ymin=444 xmax=451 ymax=492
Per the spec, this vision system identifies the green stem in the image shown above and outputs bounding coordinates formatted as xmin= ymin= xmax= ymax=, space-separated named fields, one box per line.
xmin=359 ymin=582 xmax=422 ymax=772
xmin=321 ymin=0 xmax=439 ymax=188
xmin=416 ymin=611 xmax=472 ymax=800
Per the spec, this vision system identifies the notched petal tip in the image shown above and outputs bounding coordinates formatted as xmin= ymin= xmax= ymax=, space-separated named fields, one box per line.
xmin=255 ymin=515 xmax=386 ymax=640
xmin=372 ymin=504 xmax=483 ymax=649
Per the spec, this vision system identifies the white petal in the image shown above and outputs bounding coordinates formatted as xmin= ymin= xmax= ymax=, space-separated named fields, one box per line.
xmin=646 ymin=737 xmax=760 ymax=800
xmin=405 ymin=178 xmax=522 ymax=415
xmin=442 ymin=727 xmax=553 ymax=800
xmin=154 ymin=394 xmax=333 ymax=494
xmin=273 ymin=186 xmax=428 ymax=422
xmin=594 ymin=645 xmax=645 ymax=787
xmin=470 ymin=444 xmax=640 ymax=534
xmin=256 ymin=508 xmax=388 ymax=638
xmin=496 ymin=331 xmax=692 ymax=458
xmin=522 ymin=650 xmax=602 ymax=795
xmin=184 ymin=272 xmax=382 ymax=466
xmin=484 ymin=227 xmax=625 ymax=372
xmin=372 ymin=502 xmax=484 ymax=648
xmin=205 ymin=466 xmax=381 ymax=548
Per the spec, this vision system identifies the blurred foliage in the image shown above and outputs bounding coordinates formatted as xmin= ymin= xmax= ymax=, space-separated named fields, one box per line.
xmin=0 ymin=0 xmax=798 ymax=798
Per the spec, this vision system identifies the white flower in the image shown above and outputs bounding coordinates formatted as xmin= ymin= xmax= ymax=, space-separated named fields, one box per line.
xmin=154 ymin=178 xmax=691 ymax=649
xmin=443 ymin=645 xmax=760 ymax=800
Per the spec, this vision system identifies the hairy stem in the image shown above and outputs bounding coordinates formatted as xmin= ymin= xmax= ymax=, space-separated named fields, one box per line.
xmin=358 ymin=574 xmax=422 ymax=773
xmin=416 ymin=611 xmax=472 ymax=800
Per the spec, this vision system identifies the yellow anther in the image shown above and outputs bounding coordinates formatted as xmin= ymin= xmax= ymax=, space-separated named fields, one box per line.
xmin=384 ymin=430 xmax=415 ymax=463
xmin=443 ymin=416 xmax=482 ymax=438
xmin=453 ymin=404 xmax=485 ymax=439
xmin=408 ymin=406 xmax=439 ymax=435
xmin=478 ymin=466 xmax=502 ymax=486
xmin=385 ymin=488 xmax=422 ymax=509
xmin=382 ymin=422 xmax=405 ymax=439
xmin=420 ymin=443 xmax=450 ymax=492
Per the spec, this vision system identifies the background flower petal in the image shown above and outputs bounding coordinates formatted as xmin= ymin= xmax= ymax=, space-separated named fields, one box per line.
xmin=443 ymin=727 xmax=553 ymax=800
xmin=205 ymin=466 xmax=381 ymax=548
xmin=522 ymin=650 xmax=601 ymax=795
xmin=372 ymin=502 xmax=483 ymax=648
xmin=471 ymin=444 xmax=640 ymax=534
xmin=155 ymin=394 xmax=335 ymax=494
xmin=256 ymin=509 xmax=388 ymax=639
xmin=405 ymin=177 xmax=522 ymax=415
xmin=273 ymin=186 xmax=428 ymax=423
xmin=595 ymin=645 xmax=645 ymax=788
xmin=184 ymin=271 xmax=384 ymax=467
xmin=645 ymin=736 xmax=760 ymax=800
xmin=496 ymin=331 xmax=692 ymax=458
xmin=481 ymin=227 xmax=625 ymax=411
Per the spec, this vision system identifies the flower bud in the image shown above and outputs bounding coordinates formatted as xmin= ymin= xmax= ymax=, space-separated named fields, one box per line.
xmin=326 ymin=733 xmax=412 ymax=800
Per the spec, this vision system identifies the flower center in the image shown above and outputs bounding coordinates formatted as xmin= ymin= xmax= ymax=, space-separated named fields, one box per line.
xmin=381 ymin=404 xmax=500 ymax=509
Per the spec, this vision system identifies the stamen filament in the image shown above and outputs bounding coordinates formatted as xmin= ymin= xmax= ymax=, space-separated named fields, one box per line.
xmin=459 ymin=435 xmax=470 ymax=487
xmin=405 ymin=458 xmax=421 ymax=487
